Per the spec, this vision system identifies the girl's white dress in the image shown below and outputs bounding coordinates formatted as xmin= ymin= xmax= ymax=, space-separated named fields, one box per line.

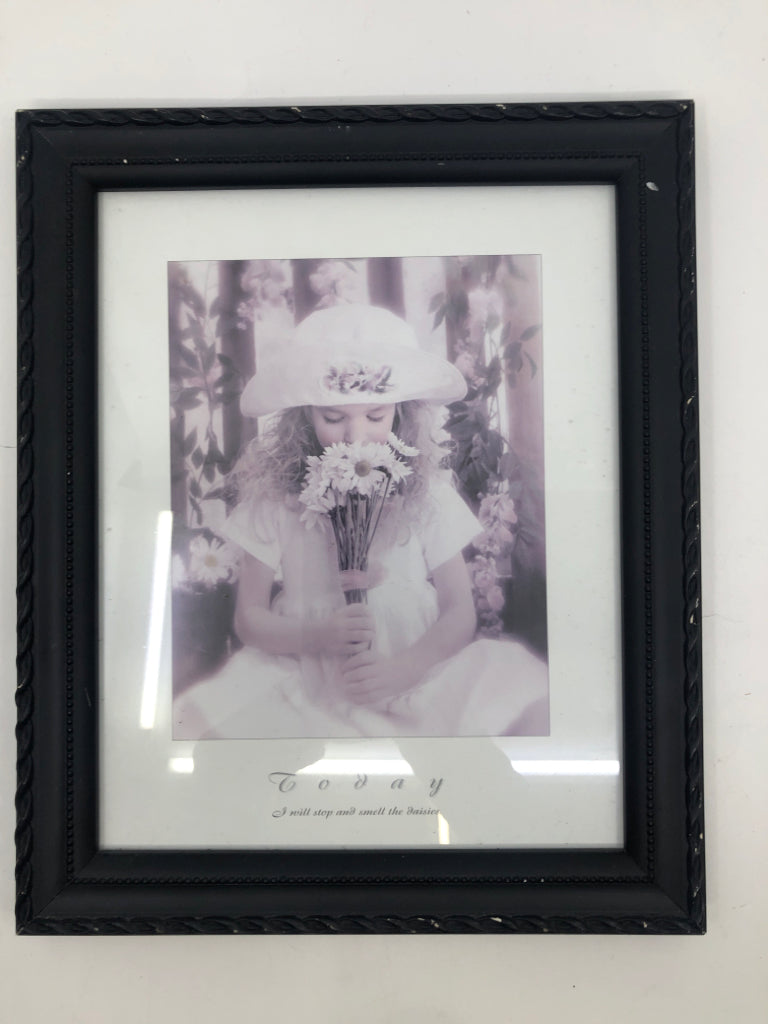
xmin=174 ymin=478 xmax=549 ymax=739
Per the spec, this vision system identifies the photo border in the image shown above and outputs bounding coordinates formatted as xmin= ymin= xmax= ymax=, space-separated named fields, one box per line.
xmin=16 ymin=102 xmax=703 ymax=934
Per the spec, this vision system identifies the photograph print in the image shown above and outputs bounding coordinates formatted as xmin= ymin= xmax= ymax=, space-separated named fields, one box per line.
xmin=169 ymin=255 xmax=549 ymax=739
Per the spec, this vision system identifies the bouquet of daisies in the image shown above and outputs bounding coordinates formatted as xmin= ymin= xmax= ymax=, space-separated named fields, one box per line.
xmin=299 ymin=433 xmax=419 ymax=604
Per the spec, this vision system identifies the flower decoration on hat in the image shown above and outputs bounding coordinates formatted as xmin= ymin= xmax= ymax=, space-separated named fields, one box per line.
xmin=239 ymin=304 xmax=467 ymax=418
xmin=322 ymin=362 xmax=394 ymax=397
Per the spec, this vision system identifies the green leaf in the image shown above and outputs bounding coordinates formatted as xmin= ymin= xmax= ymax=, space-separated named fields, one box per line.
xmin=428 ymin=291 xmax=446 ymax=314
xmin=432 ymin=307 xmax=446 ymax=330
xmin=178 ymin=346 xmax=199 ymax=370
xmin=202 ymin=485 xmax=230 ymax=502
xmin=482 ymin=356 xmax=501 ymax=396
xmin=519 ymin=324 xmax=541 ymax=342
xmin=180 ymin=283 xmax=206 ymax=317
xmin=504 ymin=342 xmax=524 ymax=375
xmin=176 ymin=365 xmax=205 ymax=386
xmin=176 ymin=388 xmax=203 ymax=411
xmin=446 ymin=400 xmax=469 ymax=418
xmin=486 ymin=431 xmax=503 ymax=462
xmin=447 ymin=291 xmax=469 ymax=326
xmin=505 ymin=257 xmax=527 ymax=281
xmin=189 ymin=478 xmax=202 ymax=498
xmin=213 ymin=369 xmax=237 ymax=387
xmin=209 ymin=296 xmax=221 ymax=318
xmin=524 ymin=352 xmax=538 ymax=378
xmin=191 ymin=327 xmax=209 ymax=354
xmin=202 ymin=346 xmax=216 ymax=373
xmin=448 ymin=418 xmax=482 ymax=441
xmin=443 ymin=409 xmax=469 ymax=430
xmin=206 ymin=441 xmax=224 ymax=464
xmin=182 ymin=429 xmax=198 ymax=456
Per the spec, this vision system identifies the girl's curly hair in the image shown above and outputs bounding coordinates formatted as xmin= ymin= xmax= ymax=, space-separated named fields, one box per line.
xmin=231 ymin=401 xmax=452 ymax=510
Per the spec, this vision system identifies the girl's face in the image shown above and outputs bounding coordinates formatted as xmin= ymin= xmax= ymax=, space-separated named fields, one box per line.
xmin=310 ymin=403 xmax=397 ymax=447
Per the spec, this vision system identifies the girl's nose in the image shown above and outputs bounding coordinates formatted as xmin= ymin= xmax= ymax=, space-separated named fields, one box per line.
xmin=344 ymin=418 xmax=368 ymax=444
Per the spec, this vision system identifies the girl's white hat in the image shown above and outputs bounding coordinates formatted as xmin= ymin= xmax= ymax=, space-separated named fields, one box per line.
xmin=240 ymin=304 xmax=467 ymax=418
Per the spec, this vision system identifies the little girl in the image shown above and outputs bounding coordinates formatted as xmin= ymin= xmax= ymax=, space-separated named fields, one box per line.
xmin=174 ymin=304 xmax=548 ymax=739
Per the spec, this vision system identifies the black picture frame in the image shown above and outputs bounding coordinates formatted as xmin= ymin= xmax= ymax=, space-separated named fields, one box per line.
xmin=16 ymin=102 xmax=704 ymax=935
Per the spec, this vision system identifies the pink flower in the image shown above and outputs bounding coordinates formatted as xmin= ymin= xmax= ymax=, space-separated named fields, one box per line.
xmin=239 ymin=261 xmax=290 ymax=307
xmin=487 ymin=585 xmax=505 ymax=612
xmin=240 ymin=261 xmax=270 ymax=291
xmin=470 ymin=554 xmax=497 ymax=593
xmin=454 ymin=351 xmax=476 ymax=380
xmin=261 ymin=279 xmax=283 ymax=304
xmin=475 ymin=524 xmax=512 ymax=557
xmin=236 ymin=300 xmax=256 ymax=324
xmin=478 ymin=492 xmax=518 ymax=528
xmin=309 ymin=260 xmax=360 ymax=303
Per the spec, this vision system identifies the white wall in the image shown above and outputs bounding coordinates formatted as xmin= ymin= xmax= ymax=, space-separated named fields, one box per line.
xmin=1 ymin=1 xmax=766 ymax=1020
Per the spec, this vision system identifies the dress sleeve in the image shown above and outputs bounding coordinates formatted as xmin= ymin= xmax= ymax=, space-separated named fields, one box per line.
xmin=420 ymin=476 xmax=482 ymax=573
xmin=219 ymin=497 xmax=282 ymax=572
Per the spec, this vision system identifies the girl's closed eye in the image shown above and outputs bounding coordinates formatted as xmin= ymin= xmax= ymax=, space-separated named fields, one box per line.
xmin=311 ymin=403 xmax=397 ymax=446
xmin=321 ymin=410 xmax=385 ymax=424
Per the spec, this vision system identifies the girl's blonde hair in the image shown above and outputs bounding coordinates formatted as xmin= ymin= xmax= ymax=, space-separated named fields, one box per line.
xmin=232 ymin=401 xmax=451 ymax=509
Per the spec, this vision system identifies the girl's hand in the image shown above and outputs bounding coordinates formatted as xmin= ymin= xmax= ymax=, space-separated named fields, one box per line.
xmin=340 ymin=650 xmax=416 ymax=705
xmin=310 ymin=605 xmax=376 ymax=657
xmin=339 ymin=560 xmax=386 ymax=593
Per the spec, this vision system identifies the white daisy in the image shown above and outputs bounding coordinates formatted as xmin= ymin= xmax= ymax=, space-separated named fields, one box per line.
xmin=187 ymin=535 xmax=240 ymax=586
xmin=387 ymin=432 xmax=419 ymax=458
